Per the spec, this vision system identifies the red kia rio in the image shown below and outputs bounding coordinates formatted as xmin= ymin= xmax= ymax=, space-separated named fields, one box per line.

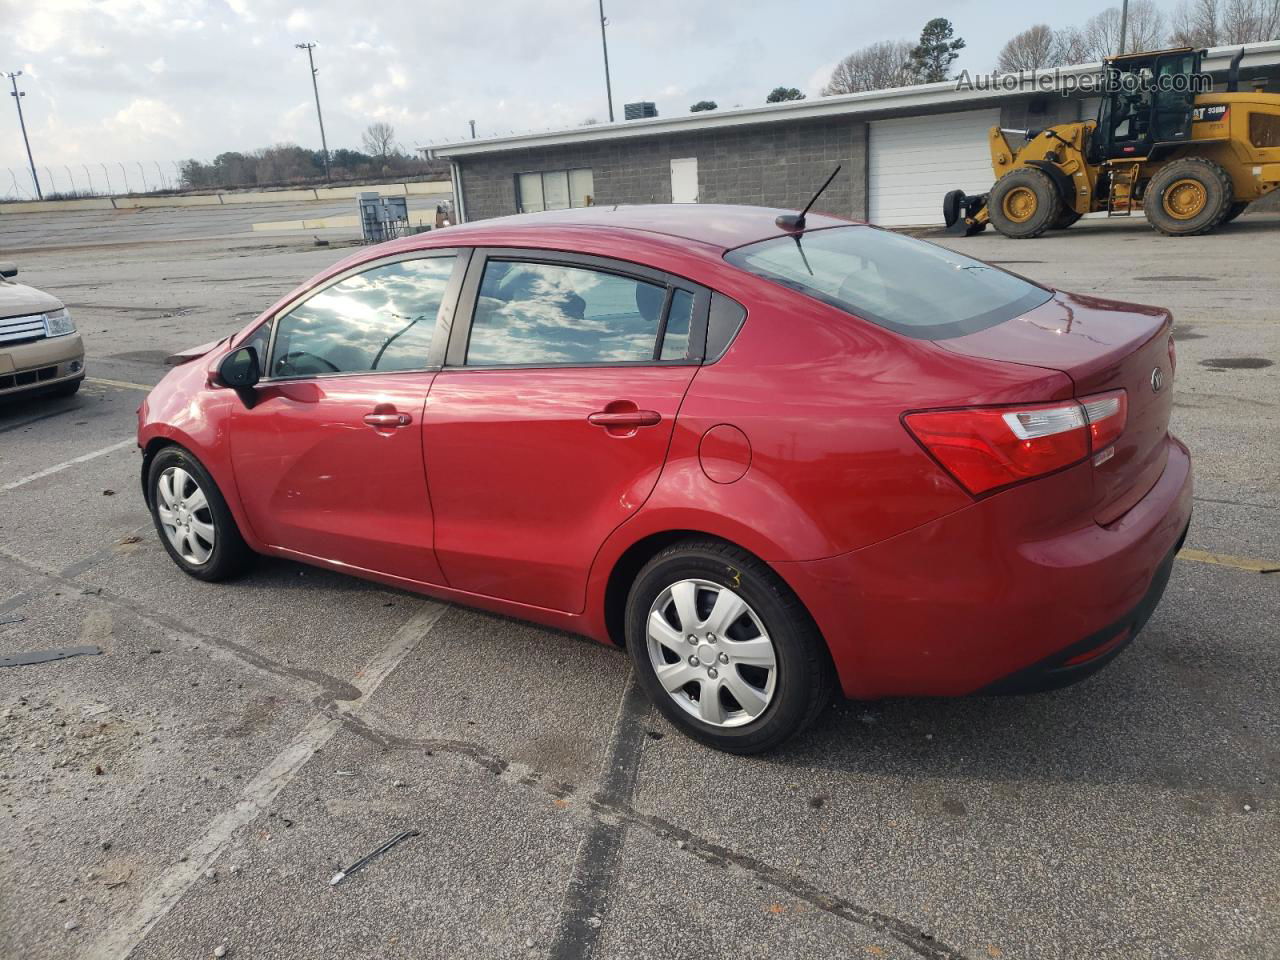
xmin=137 ymin=204 xmax=1191 ymax=753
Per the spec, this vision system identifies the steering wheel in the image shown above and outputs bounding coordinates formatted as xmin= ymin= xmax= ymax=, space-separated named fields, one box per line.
xmin=278 ymin=351 xmax=341 ymax=375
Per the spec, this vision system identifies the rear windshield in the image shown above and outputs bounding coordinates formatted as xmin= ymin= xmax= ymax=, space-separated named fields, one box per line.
xmin=724 ymin=225 xmax=1051 ymax=340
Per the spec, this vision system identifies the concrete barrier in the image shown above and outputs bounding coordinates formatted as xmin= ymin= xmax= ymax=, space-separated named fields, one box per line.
xmin=0 ymin=197 xmax=118 ymax=213
xmin=0 ymin=180 xmax=452 ymax=215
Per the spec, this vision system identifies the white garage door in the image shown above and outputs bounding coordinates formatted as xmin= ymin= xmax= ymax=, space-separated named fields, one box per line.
xmin=868 ymin=109 xmax=1001 ymax=227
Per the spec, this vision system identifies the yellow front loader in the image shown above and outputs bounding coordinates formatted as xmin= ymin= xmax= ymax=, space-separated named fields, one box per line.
xmin=944 ymin=47 xmax=1280 ymax=238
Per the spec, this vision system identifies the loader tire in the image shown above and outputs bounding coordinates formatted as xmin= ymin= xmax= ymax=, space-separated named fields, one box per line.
xmin=1145 ymin=158 xmax=1234 ymax=236
xmin=943 ymin=189 xmax=966 ymax=227
xmin=1050 ymin=208 xmax=1083 ymax=229
xmin=988 ymin=169 xmax=1061 ymax=239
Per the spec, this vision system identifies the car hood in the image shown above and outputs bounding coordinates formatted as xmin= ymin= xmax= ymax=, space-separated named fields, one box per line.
xmin=0 ymin=280 xmax=63 ymax=319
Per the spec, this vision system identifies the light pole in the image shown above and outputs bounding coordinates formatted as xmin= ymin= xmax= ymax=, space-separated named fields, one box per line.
xmin=598 ymin=0 xmax=614 ymax=123
xmin=295 ymin=42 xmax=331 ymax=181
xmin=1118 ymin=0 xmax=1129 ymax=55
xmin=5 ymin=71 xmax=41 ymax=199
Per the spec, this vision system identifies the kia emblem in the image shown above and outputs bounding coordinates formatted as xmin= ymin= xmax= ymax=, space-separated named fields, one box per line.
xmin=1151 ymin=367 xmax=1164 ymax=393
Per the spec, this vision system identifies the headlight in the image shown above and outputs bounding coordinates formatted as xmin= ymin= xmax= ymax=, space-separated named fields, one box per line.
xmin=43 ymin=307 xmax=75 ymax=337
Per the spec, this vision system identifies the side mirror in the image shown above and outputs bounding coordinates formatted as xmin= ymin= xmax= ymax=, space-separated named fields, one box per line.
xmin=218 ymin=346 xmax=260 ymax=407
xmin=0 ymin=262 xmax=17 ymax=279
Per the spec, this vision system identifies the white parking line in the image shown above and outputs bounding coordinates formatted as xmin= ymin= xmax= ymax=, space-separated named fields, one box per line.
xmin=0 ymin=439 xmax=135 ymax=492
xmin=84 ymin=602 xmax=450 ymax=960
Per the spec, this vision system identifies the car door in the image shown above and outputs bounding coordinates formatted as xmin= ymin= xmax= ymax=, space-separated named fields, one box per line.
xmin=228 ymin=250 xmax=465 ymax=585
xmin=423 ymin=249 xmax=709 ymax=612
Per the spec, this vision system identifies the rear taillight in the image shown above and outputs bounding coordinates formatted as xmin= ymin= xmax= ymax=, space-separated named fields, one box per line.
xmin=1082 ymin=389 xmax=1127 ymax=452
xmin=905 ymin=389 xmax=1129 ymax=496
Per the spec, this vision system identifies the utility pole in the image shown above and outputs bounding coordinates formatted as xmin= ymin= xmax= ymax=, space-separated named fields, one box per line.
xmin=598 ymin=0 xmax=614 ymax=123
xmin=5 ymin=71 xmax=41 ymax=200
xmin=295 ymin=42 xmax=331 ymax=182
xmin=1118 ymin=0 xmax=1129 ymax=55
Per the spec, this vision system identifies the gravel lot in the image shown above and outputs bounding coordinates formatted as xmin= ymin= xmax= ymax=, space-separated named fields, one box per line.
xmin=0 ymin=206 xmax=1277 ymax=960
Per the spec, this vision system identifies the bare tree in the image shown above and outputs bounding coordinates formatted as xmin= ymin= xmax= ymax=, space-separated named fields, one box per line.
xmin=1223 ymin=0 xmax=1280 ymax=40
xmin=361 ymin=122 xmax=397 ymax=160
xmin=822 ymin=40 xmax=916 ymax=95
xmin=1053 ymin=26 xmax=1094 ymax=64
xmin=997 ymin=24 xmax=1063 ymax=71
xmin=1170 ymin=0 xmax=1221 ymax=44
xmin=1079 ymin=1 xmax=1166 ymax=58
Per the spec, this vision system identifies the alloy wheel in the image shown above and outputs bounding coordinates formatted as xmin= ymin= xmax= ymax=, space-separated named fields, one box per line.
xmin=156 ymin=466 xmax=216 ymax=565
xmin=645 ymin=578 xmax=777 ymax=728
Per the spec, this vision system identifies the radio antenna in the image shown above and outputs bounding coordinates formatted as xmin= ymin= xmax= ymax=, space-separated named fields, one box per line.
xmin=776 ymin=164 xmax=841 ymax=232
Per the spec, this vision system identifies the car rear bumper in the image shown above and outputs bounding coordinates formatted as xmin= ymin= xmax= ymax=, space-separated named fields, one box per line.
xmin=777 ymin=434 xmax=1194 ymax=699
xmin=0 ymin=334 xmax=85 ymax=397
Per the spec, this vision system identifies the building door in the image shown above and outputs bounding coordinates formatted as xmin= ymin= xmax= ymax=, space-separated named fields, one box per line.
xmin=670 ymin=157 xmax=699 ymax=203
xmin=868 ymin=109 xmax=1001 ymax=226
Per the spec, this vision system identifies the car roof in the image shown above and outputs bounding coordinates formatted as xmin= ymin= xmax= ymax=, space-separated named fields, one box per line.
xmin=426 ymin=203 xmax=855 ymax=252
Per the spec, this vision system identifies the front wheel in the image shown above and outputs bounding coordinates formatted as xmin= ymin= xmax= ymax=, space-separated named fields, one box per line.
xmin=988 ymin=168 xmax=1062 ymax=239
xmin=148 ymin=446 xmax=254 ymax=582
xmin=625 ymin=540 xmax=834 ymax=754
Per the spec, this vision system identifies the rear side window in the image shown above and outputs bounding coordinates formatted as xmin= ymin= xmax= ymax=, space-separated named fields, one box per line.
xmin=725 ymin=225 xmax=1051 ymax=340
xmin=466 ymin=259 xmax=683 ymax=366
xmin=270 ymin=256 xmax=455 ymax=378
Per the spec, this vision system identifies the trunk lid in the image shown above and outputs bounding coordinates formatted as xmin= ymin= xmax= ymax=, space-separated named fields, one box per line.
xmin=937 ymin=290 xmax=1174 ymax=523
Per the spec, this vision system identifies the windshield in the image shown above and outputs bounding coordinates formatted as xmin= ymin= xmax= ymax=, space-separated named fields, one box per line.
xmin=724 ymin=225 xmax=1051 ymax=340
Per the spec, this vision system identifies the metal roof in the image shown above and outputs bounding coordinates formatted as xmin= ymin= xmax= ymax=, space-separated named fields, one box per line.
xmin=422 ymin=40 xmax=1280 ymax=159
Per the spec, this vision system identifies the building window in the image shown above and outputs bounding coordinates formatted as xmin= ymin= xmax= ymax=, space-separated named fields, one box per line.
xmin=516 ymin=169 xmax=594 ymax=213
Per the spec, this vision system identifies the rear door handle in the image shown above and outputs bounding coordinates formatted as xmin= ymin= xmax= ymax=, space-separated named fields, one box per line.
xmin=588 ymin=410 xmax=661 ymax=428
xmin=364 ymin=411 xmax=412 ymax=428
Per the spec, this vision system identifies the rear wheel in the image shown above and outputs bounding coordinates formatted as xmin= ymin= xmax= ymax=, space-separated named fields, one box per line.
xmin=625 ymin=540 xmax=834 ymax=754
xmin=1144 ymin=158 xmax=1233 ymax=236
xmin=988 ymin=169 xmax=1062 ymax=239
xmin=148 ymin=446 xmax=254 ymax=582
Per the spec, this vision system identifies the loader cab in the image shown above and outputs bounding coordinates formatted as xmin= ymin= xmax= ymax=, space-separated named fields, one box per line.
xmin=1091 ymin=47 xmax=1206 ymax=162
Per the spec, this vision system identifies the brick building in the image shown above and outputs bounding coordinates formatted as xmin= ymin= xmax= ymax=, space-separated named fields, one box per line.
xmin=424 ymin=41 xmax=1280 ymax=227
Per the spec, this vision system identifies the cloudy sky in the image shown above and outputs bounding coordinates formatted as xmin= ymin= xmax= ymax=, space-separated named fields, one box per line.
xmin=1 ymin=0 xmax=1122 ymax=193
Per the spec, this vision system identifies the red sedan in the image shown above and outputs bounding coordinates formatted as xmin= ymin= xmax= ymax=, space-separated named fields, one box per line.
xmin=137 ymin=205 xmax=1192 ymax=753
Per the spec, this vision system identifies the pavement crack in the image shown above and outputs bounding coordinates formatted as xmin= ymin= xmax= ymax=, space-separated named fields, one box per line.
xmin=0 ymin=545 xmax=361 ymax=702
xmin=339 ymin=709 xmax=970 ymax=960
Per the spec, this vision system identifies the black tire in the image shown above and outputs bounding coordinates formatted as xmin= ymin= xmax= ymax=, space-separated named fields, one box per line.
xmin=988 ymin=168 xmax=1062 ymax=239
xmin=49 ymin=377 xmax=82 ymax=397
xmin=147 ymin=446 xmax=254 ymax=582
xmin=942 ymin=189 xmax=965 ymax=227
xmin=624 ymin=539 xmax=835 ymax=754
xmin=1050 ymin=208 xmax=1083 ymax=230
xmin=1223 ymin=201 xmax=1249 ymax=223
xmin=1144 ymin=157 xmax=1234 ymax=237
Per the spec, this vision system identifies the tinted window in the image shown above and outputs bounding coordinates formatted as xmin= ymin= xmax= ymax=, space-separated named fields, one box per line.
xmin=725 ymin=226 xmax=1050 ymax=340
xmin=660 ymin=289 xmax=693 ymax=361
xmin=466 ymin=260 xmax=667 ymax=366
xmin=270 ymin=257 xmax=455 ymax=378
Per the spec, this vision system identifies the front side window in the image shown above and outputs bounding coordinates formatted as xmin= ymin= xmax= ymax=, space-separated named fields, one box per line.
xmin=725 ymin=226 xmax=1050 ymax=340
xmin=466 ymin=260 xmax=674 ymax=366
xmin=269 ymin=256 xmax=455 ymax=378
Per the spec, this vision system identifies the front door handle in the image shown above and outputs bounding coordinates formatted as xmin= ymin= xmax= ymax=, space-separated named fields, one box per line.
xmin=364 ymin=411 xmax=412 ymax=428
xmin=588 ymin=410 xmax=661 ymax=428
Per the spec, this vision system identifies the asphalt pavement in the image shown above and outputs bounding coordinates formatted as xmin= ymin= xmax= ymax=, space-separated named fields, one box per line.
xmin=0 ymin=204 xmax=1276 ymax=960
